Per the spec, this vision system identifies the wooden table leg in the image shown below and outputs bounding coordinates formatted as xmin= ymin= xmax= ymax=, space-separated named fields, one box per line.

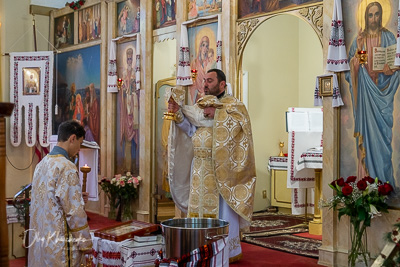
xmin=309 ymin=169 xmax=322 ymax=235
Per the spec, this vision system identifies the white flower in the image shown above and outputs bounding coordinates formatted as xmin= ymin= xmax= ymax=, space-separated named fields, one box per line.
xmin=137 ymin=176 xmax=142 ymax=181
xmin=126 ymin=171 xmax=131 ymax=176
xmin=369 ymin=204 xmax=381 ymax=218
xmin=111 ymin=178 xmax=116 ymax=184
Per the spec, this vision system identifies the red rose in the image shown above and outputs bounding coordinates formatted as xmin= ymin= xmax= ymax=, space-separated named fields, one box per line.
xmin=342 ymin=184 xmax=353 ymax=196
xmin=346 ymin=176 xmax=357 ymax=183
xmin=384 ymin=183 xmax=394 ymax=195
xmin=74 ymin=6 xmax=78 ymax=9
xmin=79 ymin=0 xmax=84 ymax=5
xmin=363 ymin=176 xmax=375 ymax=184
xmin=357 ymin=180 xmax=367 ymax=191
xmin=337 ymin=177 xmax=345 ymax=186
xmin=378 ymin=185 xmax=386 ymax=195
xmin=69 ymin=3 xmax=74 ymax=7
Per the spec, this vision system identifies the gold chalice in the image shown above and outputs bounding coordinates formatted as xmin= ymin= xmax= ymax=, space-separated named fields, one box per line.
xmin=163 ymin=97 xmax=177 ymax=121
xmin=278 ymin=142 xmax=285 ymax=157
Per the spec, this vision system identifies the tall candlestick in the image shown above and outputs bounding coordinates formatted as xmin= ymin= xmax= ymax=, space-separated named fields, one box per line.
xmin=80 ymin=164 xmax=91 ymax=193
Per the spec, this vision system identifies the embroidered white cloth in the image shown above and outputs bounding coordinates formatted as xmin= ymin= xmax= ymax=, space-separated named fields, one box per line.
xmin=176 ymin=24 xmax=192 ymax=86
xmin=395 ymin=0 xmax=400 ymax=66
xmin=121 ymin=236 xmax=164 ymax=266
xmin=296 ymin=151 xmax=323 ymax=171
xmin=177 ymin=14 xmax=222 ymax=86
xmin=9 ymin=51 xmax=53 ymax=147
xmin=216 ymin=14 xmax=222 ymax=69
xmin=135 ymin=33 xmax=141 ymax=90
xmin=326 ymin=0 xmax=349 ymax=72
xmin=92 ymin=234 xmax=129 ymax=266
xmin=107 ymin=41 xmax=118 ymax=92
xmin=6 ymin=205 xmax=20 ymax=224
xmin=268 ymin=156 xmax=288 ymax=171
xmin=314 ymin=73 xmax=344 ymax=107
xmin=92 ymin=234 xmax=163 ymax=267
xmin=287 ymin=108 xmax=323 ymax=215
xmin=108 ymin=33 xmax=141 ymax=92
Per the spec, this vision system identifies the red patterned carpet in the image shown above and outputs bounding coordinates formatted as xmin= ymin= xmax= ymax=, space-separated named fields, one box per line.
xmin=9 ymin=211 xmax=323 ymax=266
xmin=246 ymin=212 xmax=310 ymax=234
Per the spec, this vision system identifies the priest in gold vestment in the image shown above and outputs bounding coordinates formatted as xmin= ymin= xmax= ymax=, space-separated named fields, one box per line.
xmin=168 ymin=69 xmax=257 ymax=262
xmin=28 ymin=120 xmax=92 ymax=266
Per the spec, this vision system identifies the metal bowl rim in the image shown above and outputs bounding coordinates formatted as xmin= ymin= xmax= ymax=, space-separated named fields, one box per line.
xmin=160 ymin=218 xmax=229 ymax=230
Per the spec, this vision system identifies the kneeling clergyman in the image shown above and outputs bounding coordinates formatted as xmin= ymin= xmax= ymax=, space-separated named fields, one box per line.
xmin=28 ymin=120 xmax=92 ymax=266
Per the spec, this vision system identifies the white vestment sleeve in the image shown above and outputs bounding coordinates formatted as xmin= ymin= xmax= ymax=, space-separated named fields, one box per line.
xmin=167 ymin=122 xmax=193 ymax=213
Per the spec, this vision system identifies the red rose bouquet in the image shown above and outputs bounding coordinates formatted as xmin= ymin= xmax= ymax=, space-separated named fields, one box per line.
xmin=325 ymin=176 xmax=393 ymax=267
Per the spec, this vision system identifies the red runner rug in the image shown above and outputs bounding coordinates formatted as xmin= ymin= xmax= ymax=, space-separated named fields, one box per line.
xmin=244 ymin=211 xmax=310 ymax=235
xmin=243 ymin=234 xmax=322 ymax=258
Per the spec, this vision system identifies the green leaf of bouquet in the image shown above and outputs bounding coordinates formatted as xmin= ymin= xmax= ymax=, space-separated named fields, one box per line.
xmin=364 ymin=215 xmax=371 ymax=226
xmin=338 ymin=208 xmax=348 ymax=220
xmin=357 ymin=208 xmax=366 ymax=221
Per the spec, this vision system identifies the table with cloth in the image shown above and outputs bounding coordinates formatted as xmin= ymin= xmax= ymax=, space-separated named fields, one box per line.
xmin=286 ymin=108 xmax=323 ymax=216
xmin=91 ymin=233 xmax=164 ymax=267
xmin=91 ymin=233 xmax=229 ymax=267
xmin=268 ymin=157 xmax=291 ymax=209
xmin=295 ymin=149 xmax=323 ymax=235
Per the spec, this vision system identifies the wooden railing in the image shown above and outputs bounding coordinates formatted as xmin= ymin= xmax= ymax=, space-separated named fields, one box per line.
xmin=0 ymin=102 xmax=15 ymax=266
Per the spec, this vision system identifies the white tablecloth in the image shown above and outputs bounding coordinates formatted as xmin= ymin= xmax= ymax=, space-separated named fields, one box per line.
xmin=296 ymin=151 xmax=323 ymax=171
xmin=287 ymin=132 xmax=323 ymax=215
xmin=6 ymin=205 xmax=20 ymax=224
xmin=268 ymin=156 xmax=288 ymax=171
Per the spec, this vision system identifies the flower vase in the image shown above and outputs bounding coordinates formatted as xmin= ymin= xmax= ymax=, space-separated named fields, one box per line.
xmin=121 ymin=198 xmax=133 ymax=222
xmin=107 ymin=195 xmax=117 ymax=220
xmin=349 ymin=220 xmax=370 ymax=267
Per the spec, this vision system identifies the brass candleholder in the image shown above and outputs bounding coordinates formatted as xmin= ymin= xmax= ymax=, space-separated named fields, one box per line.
xmin=278 ymin=142 xmax=285 ymax=157
xmin=191 ymin=69 xmax=198 ymax=82
xmin=117 ymin=78 xmax=123 ymax=90
xmin=80 ymin=164 xmax=91 ymax=193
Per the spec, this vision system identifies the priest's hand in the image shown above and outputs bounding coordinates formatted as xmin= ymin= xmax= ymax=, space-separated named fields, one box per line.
xmin=204 ymin=107 xmax=216 ymax=119
xmin=82 ymin=192 xmax=89 ymax=204
xmin=168 ymin=98 xmax=180 ymax=113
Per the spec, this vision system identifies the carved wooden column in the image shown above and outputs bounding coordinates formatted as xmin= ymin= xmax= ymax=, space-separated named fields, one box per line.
xmin=0 ymin=103 xmax=14 ymax=266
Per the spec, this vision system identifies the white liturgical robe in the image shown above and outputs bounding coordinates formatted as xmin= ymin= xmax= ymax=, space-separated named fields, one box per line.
xmin=28 ymin=153 xmax=92 ymax=266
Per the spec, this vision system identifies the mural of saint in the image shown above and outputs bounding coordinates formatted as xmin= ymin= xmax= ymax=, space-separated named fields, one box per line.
xmin=343 ymin=1 xmax=400 ymax=187
xmin=238 ymin=0 xmax=320 ymax=19
xmin=117 ymin=0 xmax=140 ymax=36
xmin=153 ymin=0 xmax=176 ymax=29
xmin=23 ymin=68 xmax=40 ymax=95
xmin=116 ymin=42 xmax=140 ymax=175
xmin=188 ymin=23 xmax=218 ymax=105
xmin=54 ymin=45 xmax=101 ymax=145
xmin=54 ymin=14 xmax=74 ymax=48
xmin=187 ymin=0 xmax=221 ymax=20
